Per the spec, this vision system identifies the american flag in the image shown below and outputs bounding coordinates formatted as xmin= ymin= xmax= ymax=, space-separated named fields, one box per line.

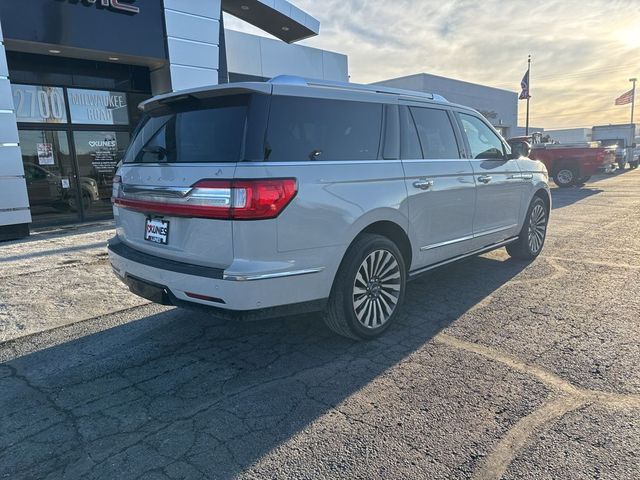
xmin=615 ymin=89 xmax=634 ymax=105
xmin=519 ymin=69 xmax=531 ymax=100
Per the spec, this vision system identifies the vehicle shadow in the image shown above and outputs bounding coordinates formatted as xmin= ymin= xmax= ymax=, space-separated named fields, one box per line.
xmin=586 ymin=168 xmax=636 ymax=184
xmin=550 ymin=186 xmax=603 ymax=209
xmin=0 ymin=254 xmax=528 ymax=479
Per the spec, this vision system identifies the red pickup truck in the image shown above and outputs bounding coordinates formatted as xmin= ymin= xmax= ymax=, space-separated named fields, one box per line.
xmin=508 ymin=136 xmax=616 ymax=188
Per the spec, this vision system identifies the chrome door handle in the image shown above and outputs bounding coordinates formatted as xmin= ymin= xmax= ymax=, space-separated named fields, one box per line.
xmin=478 ymin=175 xmax=492 ymax=184
xmin=413 ymin=179 xmax=434 ymax=190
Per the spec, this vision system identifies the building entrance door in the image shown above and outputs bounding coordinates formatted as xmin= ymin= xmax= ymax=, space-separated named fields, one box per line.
xmin=71 ymin=130 xmax=131 ymax=221
xmin=18 ymin=129 xmax=82 ymax=226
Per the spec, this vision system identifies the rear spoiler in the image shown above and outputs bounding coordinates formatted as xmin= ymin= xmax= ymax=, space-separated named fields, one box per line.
xmin=139 ymin=83 xmax=272 ymax=113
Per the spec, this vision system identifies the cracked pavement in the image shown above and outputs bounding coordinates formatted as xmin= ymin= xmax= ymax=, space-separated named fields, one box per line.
xmin=1 ymin=171 xmax=639 ymax=479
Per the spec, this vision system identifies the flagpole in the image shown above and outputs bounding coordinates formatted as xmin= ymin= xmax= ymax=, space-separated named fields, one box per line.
xmin=630 ymin=77 xmax=637 ymax=125
xmin=525 ymin=55 xmax=531 ymax=136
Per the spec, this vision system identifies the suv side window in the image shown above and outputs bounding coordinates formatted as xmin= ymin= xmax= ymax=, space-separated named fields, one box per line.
xmin=409 ymin=107 xmax=460 ymax=159
xmin=459 ymin=113 xmax=505 ymax=159
xmin=266 ymin=96 xmax=383 ymax=162
xmin=399 ymin=106 xmax=422 ymax=160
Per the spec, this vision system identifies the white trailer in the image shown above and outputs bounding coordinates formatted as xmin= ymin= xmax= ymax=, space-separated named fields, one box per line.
xmin=592 ymin=124 xmax=638 ymax=169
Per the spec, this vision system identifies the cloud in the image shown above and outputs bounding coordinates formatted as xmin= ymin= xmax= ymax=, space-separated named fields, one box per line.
xmin=225 ymin=0 xmax=640 ymax=129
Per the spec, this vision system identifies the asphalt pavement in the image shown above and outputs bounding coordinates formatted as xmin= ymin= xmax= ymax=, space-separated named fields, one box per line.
xmin=1 ymin=170 xmax=639 ymax=479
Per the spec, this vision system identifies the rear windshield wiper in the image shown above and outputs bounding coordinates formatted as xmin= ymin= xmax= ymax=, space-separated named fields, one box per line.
xmin=142 ymin=145 xmax=167 ymax=161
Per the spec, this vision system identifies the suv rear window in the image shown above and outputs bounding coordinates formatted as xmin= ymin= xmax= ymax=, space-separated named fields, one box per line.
xmin=123 ymin=95 xmax=249 ymax=164
xmin=265 ymin=96 xmax=383 ymax=162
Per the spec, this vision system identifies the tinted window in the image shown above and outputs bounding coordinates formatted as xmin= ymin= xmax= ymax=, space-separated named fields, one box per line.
xmin=266 ymin=97 xmax=382 ymax=162
xmin=459 ymin=113 xmax=505 ymax=159
xmin=124 ymin=95 xmax=249 ymax=163
xmin=400 ymin=106 xmax=422 ymax=159
xmin=410 ymin=107 xmax=460 ymax=159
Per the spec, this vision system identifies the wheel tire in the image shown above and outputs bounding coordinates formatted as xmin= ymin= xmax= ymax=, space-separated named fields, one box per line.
xmin=323 ymin=234 xmax=406 ymax=340
xmin=630 ymin=161 xmax=639 ymax=170
xmin=506 ymin=196 xmax=549 ymax=261
xmin=618 ymin=161 xmax=626 ymax=170
xmin=553 ymin=166 xmax=578 ymax=188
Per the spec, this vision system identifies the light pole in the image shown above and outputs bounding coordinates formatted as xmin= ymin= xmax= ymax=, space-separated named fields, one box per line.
xmin=630 ymin=77 xmax=637 ymax=125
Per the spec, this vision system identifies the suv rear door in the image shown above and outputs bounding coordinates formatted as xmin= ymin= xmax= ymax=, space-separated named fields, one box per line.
xmin=113 ymin=90 xmax=268 ymax=269
xmin=400 ymin=104 xmax=476 ymax=268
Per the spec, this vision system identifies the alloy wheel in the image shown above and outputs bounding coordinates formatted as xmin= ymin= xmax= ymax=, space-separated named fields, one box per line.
xmin=528 ymin=203 xmax=547 ymax=254
xmin=556 ymin=169 xmax=574 ymax=185
xmin=352 ymin=249 xmax=401 ymax=329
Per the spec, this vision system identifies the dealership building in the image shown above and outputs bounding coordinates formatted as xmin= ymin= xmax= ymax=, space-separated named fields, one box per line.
xmin=373 ymin=73 xmax=519 ymax=139
xmin=0 ymin=0 xmax=347 ymax=240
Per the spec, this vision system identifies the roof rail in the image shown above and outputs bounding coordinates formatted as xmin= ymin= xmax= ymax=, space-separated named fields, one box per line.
xmin=268 ymin=75 xmax=448 ymax=103
xmin=267 ymin=75 xmax=309 ymax=87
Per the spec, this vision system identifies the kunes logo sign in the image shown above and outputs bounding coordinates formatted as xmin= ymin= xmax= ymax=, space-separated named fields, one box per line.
xmin=66 ymin=0 xmax=140 ymax=15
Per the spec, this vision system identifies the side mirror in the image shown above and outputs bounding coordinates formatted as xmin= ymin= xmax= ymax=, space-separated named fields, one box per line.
xmin=509 ymin=141 xmax=531 ymax=158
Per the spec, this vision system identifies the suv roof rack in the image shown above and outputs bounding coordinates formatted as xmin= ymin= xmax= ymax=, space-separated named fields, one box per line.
xmin=268 ymin=75 xmax=449 ymax=103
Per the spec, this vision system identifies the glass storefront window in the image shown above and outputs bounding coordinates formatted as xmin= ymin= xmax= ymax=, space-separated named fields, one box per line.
xmin=12 ymin=85 xmax=67 ymax=124
xmin=14 ymin=84 xmax=138 ymax=225
xmin=72 ymin=131 xmax=131 ymax=220
xmin=68 ymin=88 xmax=130 ymax=125
xmin=19 ymin=130 xmax=80 ymax=226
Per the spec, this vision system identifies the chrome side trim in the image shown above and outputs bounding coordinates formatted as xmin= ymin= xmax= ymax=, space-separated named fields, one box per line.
xmin=420 ymin=224 xmax=518 ymax=251
xmin=420 ymin=235 xmax=474 ymax=251
xmin=223 ymin=267 xmax=325 ymax=282
xmin=410 ymin=237 xmax=519 ymax=278
xmin=474 ymin=224 xmax=519 ymax=238
xmin=121 ymin=184 xmax=192 ymax=198
xmin=237 ymin=160 xmax=403 ymax=166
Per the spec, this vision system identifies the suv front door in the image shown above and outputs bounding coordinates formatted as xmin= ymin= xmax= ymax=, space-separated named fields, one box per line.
xmin=401 ymin=105 xmax=476 ymax=269
xmin=456 ymin=113 xmax=523 ymax=246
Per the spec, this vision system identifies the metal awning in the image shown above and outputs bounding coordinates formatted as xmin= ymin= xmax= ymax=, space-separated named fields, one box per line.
xmin=221 ymin=0 xmax=320 ymax=43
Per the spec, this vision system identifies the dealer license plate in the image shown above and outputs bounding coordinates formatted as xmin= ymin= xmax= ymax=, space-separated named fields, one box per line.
xmin=144 ymin=217 xmax=170 ymax=245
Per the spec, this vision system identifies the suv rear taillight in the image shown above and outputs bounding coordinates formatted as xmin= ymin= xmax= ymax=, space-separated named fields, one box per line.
xmin=112 ymin=178 xmax=297 ymax=220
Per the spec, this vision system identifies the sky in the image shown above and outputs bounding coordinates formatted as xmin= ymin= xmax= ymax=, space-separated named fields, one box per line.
xmin=224 ymin=0 xmax=640 ymax=131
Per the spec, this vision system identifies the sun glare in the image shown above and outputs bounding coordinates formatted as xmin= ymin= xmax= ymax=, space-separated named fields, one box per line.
xmin=621 ymin=27 xmax=640 ymax=48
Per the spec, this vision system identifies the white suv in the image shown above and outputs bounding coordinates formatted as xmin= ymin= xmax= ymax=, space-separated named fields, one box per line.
xmin=109 ymin=76 xmax=550 ymax=339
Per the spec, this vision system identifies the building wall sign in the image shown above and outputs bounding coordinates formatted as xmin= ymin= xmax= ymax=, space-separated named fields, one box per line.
xmin=0 ymin=0 xmax=165 ymax=61
xmin=67 ymin=0 xmax=140 ymax=15
xmin=11 ymin=84 xmax=68 ymax=123
xmin=11 ymin=84 xmax=130 ymax=126
xmin=68 ymin=89 xmax=129 ymax=125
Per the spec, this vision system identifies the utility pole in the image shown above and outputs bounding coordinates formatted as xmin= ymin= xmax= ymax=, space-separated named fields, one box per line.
xmin=525 ymin=55 xmax=531 ymax=136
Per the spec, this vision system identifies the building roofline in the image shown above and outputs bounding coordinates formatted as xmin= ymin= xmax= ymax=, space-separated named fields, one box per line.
xmin=372 ymin=72 xmax=517 ymax=95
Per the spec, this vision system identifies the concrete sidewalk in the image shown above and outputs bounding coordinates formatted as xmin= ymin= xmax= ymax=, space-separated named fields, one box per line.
xmin=0 ymin=222 xmax=154 ymax=343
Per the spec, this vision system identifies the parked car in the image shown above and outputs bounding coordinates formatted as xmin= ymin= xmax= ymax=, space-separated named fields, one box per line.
xmin=508 ymin=136 xmax=616 ymax=187
xmin=108 ymin=76 xmax=551 ymax=339
xmin=23 ymin=163 xmax=99 ymax=212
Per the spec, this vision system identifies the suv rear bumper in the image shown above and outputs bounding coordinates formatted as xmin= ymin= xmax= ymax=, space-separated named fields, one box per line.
xmin=107 ymin=238 xmax=330 ymax=316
